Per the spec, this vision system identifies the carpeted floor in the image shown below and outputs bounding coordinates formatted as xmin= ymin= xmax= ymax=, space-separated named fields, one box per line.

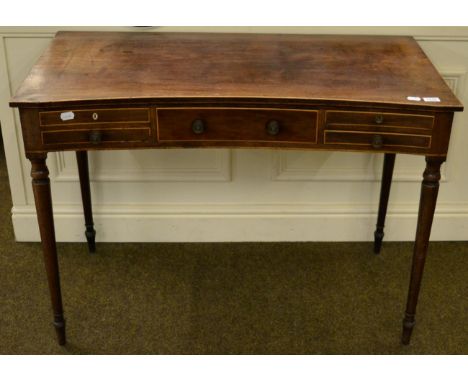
xmin=0 ymin=143 xmax=467 ymax=354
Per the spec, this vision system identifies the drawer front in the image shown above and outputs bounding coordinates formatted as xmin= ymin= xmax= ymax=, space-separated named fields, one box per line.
xmin=39 ymin=108 xmax=150 ymax=127
xmin=324 ymin=130 xmax=431 ymax=149
xmin=325 ymin=111 xmax=434 ymax=130
xmin=42 ymin=127 xmax=152 ymax=146
xmin=157 ymin=108 xmax=319 ymax=143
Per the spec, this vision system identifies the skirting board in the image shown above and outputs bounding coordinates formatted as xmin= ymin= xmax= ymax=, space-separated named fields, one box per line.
xmin=11 ymin=203 xmax=468 ymax=242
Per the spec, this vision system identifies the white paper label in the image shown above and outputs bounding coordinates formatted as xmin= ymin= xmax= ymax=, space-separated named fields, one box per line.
xmin=60 ymin=111 xmax=75 ymax=121
xmin=423 ymin=97 xmax=441 ymax=102
xmin=407 ymin=96 xmax=421 ymax=101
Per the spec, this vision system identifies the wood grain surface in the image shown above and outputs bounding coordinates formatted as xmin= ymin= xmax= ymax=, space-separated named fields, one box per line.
xmin=10 ymin=32 xmax=463 ymax=111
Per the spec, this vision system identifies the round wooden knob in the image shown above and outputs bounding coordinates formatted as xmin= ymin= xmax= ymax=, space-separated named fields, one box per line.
xmin=374 ymin=114 xmax=384 ymax=124
xmin=191 ymin=119 xmax=205 ymax=134
xmin=371 ymin=134 xmax=384 ymax=149
xmin=266 ymin=120 xmax=281 ymax=136
xmin=89 ymin=130 xmax=102 ymax=144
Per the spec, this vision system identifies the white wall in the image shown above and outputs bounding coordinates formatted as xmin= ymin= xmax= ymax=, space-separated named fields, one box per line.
xmin=1 ymin=26 xmax=468 ymax=242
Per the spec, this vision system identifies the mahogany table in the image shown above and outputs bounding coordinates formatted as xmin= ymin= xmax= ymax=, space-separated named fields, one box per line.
xmin=10 ymin=32 xmax=464 ymax=346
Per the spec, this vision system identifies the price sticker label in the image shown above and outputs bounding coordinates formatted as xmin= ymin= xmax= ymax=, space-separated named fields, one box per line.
xmin=60 ymin=111 xmax=75 ymax=121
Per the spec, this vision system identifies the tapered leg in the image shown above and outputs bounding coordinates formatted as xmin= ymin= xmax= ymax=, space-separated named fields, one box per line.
xmin=374 ymin=153 xmax=396 ymax=254
xmin=76 ymin=151 xmax=96 ymax=253
xmin=401 ymin=156 xmax=445 ymax=345
xmin=29 ymin=154 xmax=66 ymax=345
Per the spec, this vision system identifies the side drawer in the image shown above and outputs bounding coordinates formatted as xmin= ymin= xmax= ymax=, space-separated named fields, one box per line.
xmin=324 ymin=130 xmax=431 ymax=150
xmin=39 ymin=108 xmax=150 ymax=127
xmin=42 ymin=127 xmax=152 ymax=146
xmin=325 ymin=110 xmax=434 ymax=130
xmin=156 ymin=108 xmax=319 ymax=144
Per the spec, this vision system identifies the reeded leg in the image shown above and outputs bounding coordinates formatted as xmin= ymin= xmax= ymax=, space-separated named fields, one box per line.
xmin=29 ymin=153 xmax=66 ymax=345
xmin=76 ymin=151 xmax=96 ymax=253
xmin=374 ymin=153 xmax=396 ymax=254
xmin=401 ymin=156 xmax=445 ymax=345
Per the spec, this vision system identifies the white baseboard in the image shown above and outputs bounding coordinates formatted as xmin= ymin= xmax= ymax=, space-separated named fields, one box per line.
xmin=11 ymin=203 xmax=468 ymax=242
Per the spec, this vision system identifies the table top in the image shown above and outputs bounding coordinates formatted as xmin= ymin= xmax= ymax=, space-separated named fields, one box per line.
xmin=10 ymin=32 xmax=463 ymax=111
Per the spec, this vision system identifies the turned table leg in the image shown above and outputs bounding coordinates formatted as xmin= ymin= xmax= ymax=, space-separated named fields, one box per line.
xmin=374 ymin=153 xmax=396 ymax=254
xmin=76 ymin=151 xmax=96 ymax=253
xmin=29 ymin=154 xmax=66 ymax=345
xmin=401 ymin=156 xmax=445 ymax=345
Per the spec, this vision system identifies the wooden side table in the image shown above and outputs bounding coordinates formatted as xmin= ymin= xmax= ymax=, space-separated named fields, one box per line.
xmin=10 ymin=32 xmax=463 ymax=346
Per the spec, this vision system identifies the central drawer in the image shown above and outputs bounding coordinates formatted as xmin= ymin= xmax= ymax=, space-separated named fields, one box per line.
xmin=156 ymin=108 xmax=319 ymax=144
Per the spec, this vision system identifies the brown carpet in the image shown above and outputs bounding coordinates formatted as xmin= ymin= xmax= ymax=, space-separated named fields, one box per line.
xmin=0 ymin=143 xmax=467 ymax=354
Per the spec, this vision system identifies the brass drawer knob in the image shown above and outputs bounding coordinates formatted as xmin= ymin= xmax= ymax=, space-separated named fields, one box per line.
xmin=266 ymin=120 xmax=281 ymax=136
xmin=371 ymin=134 xmax=384 ymax=149
xmin=89 ymin=130 xmax=102 ymax=144
xmin=374 ymin=114 xmax=384 ymax=124
xmin=191 ymin=119 xmax=205 ymax=134
xmin=92 ymin=112 xmax=99 ymax=121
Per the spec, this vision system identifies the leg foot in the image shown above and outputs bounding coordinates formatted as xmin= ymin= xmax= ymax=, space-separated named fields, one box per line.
xmin=53 ymin=316 xmax=66 ymax=345
xmin=401 ymin=313 xmax=415 ymax=345
xmin=85 ymin=224 xmax=96 ymax=253
xmin=373 ymin=230 xmax=384 ymax=254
